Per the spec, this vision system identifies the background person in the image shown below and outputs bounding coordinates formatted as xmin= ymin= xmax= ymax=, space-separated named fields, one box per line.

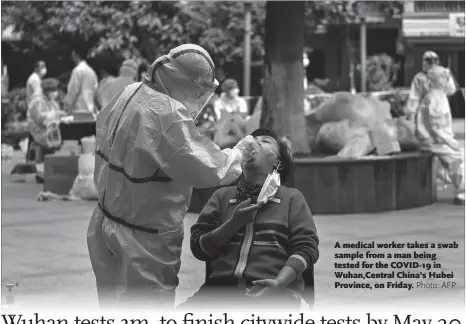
xmin=64 ymin=49 xmax=99 ymax=113
xmin=214 ymin=78 xmax=249 ymax=121
xmin=413 ymin=65 xmax=464 ymax=205
xmin=26 ymin=61 xmax=47 ymax=108
xmin=404 ymin=51 xmax=440 ymax=118
xmin=404 ymin=51 xmax=464 ymax=205
xmin=26 ymin=78 xmax=63 ymax=162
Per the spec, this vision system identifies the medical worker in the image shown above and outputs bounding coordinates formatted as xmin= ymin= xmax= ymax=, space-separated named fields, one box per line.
xmin=87 ymin=44 xmax=259 ymax=308
xmin=405 ymin=51 xmax=464 ymax=205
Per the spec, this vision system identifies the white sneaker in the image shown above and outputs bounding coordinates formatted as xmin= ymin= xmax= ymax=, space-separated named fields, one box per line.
xmin=453 ymin=193 xmax=465 ymax=205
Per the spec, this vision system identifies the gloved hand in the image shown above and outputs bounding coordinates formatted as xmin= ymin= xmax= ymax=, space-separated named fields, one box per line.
xmin=234 ymin=135 xmax=260 ymax=162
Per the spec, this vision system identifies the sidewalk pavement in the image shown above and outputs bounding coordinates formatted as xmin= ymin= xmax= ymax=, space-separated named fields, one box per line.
xmin=0 ymin=118 xmax=464 ymax=310
xmin=1 ymin=162 xmax=464 ymax=310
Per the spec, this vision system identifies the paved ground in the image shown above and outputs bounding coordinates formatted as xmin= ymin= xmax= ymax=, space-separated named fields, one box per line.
xmin=1 ymin=120 xmax=465 ymax=311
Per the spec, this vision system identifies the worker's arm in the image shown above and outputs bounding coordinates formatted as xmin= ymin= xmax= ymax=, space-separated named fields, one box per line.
xmin=145 ymin=105 xmax=243 ymax=189
xmin=404 ymin=74 xmax=426 ymax=116
xmin=63 ymin=69 xmax=80 ymax=112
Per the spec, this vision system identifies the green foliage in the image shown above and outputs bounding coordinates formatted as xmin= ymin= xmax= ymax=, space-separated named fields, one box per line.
xmin=2 ymin=1 xmax=265 ymax=66
xmin=365 ymin=53 xmax=400 ymax=91
xmin=2 ymin=1 xmax=402 ymax=69
xmin=305 ymin=1 xmax=403 ymax=30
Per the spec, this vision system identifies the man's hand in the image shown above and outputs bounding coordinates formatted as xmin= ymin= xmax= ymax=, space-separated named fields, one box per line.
xmin=246 ymin=279 xmax=286 ymax=297
xmin=230 ymin=198 xmax=260 ymax=228
xmin=252 ymin=278 xmax=283 ymax=288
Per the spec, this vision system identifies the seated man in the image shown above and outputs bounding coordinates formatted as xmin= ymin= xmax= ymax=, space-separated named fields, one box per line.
xmin=183 ymin=129 xmax=319 ymax=310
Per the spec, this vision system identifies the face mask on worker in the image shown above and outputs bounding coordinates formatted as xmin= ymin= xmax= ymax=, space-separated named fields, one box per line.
xmin=48 ymin=90 xmax=59 ymax=100
xmin=40 ymin=67 xmax=47 ymax=77
xmin=229 ymin=88 xmax=240 ymax=97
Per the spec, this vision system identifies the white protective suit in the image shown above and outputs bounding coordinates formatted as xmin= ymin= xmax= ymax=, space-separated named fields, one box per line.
xmin=87 ymin=44 xmax=246 ymax=308
xmin=407 ymin=64 xmax=464 ymax=202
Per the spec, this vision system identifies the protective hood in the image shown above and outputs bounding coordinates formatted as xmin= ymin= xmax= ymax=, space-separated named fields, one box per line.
xmin=143 ymin=44 xmax=219 ymax=120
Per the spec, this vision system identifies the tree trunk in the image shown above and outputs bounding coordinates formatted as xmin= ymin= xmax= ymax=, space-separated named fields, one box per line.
xmin=260 ymin=1 xmax=309 ymax=155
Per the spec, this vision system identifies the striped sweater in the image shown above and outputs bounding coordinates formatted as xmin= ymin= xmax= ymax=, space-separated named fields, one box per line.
xmin=190 ymin=185 xmax=319 ymax=294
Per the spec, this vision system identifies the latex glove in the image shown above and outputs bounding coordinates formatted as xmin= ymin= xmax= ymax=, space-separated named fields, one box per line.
xmin=234 ymin=135 xmax=260 ymax=162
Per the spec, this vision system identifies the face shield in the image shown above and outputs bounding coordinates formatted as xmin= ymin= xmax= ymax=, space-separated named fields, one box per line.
xmin=144 ymin=45 xmax=219 ymax=121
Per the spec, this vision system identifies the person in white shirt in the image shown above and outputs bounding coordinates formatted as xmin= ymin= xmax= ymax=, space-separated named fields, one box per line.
xmin=26 ymin=61 xmax=47 ymax=107
xmin=64 ymin=49 xmax=99 ymax=113
xmin=214 ymin=78 xmax=249 ymax=120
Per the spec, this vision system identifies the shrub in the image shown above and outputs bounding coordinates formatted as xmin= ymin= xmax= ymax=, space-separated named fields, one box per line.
xmin=366 ymin=53 xmax=400 ymax=92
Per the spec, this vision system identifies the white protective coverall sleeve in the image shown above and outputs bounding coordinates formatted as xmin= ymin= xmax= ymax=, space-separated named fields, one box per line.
xmin=143 ymin=98 xmax=243 ymax=189
xmin=405 ymin=73 xmax=427 ymax=116
xmin=444 ymin=70 xmax=457 ymax=96
xmin=141 ymin=44 xmax=247 ymax=188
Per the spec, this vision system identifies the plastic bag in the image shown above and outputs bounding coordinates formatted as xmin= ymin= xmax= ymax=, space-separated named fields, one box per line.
xmin=369 ymin=121 xmax=401 ymax=156
xmin=69 ymin=153 xmax=97 ymax=200
xmin=235 ymin=135 xmax=260 ymax=162
xmin=316 ymin=120 xmax=370 ymax=153
xmin=45 ymin=121 xmax=62 ymax=149
xmin=78 ymin=153 xmax=95 ymax=175
xmin=308 ymin=92 xmax=392 ymax=125
xmin=69 ymin=174 xmax=97 ymax=200
xmin=257 ymin=169 xmax=281 ymax=205
xmin=337 ymin=133 xmax=373 ymax=158
xmin=81 ymin=135 xmax=96 ymax=154
xmin=391 ymin=117 xmax=419 ymax=150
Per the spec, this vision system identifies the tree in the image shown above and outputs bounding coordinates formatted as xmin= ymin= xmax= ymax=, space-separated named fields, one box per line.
xmin=260 ymin=1 xmax=309 ymax=156
xmin=304 ymin=1 xmax=404 ymax=91
xmin=366 ymin=53 xmax=400 ymax=91
xmin=1 ymin=1 xmax=265 ymax=71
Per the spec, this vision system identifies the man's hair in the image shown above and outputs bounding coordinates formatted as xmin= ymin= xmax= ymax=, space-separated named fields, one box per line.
xmin=250 ymin=128 xmax=295 ymax=184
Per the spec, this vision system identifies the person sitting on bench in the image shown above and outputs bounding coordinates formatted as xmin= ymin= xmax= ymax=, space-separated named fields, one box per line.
xmin=183 ymin=128 xmax=319 ymax=310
